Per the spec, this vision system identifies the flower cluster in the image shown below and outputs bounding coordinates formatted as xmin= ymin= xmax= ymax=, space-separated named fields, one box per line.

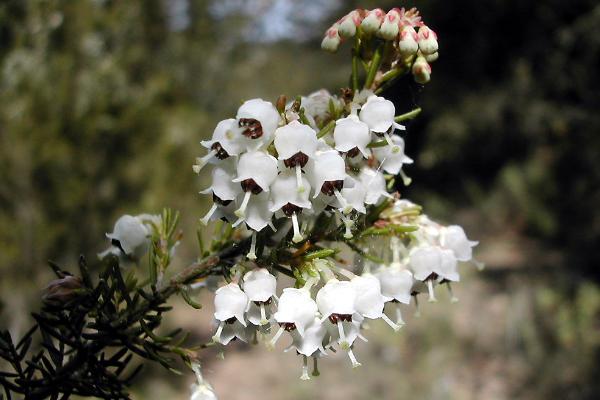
xmin=194 ymin=92 xmax=413 ymax=259
xmin=208 ymin=201 xmax=480 ymax=380
xmin=322 ymin=7 xmax=439 ymax=84
xmin=99 ymin=213 xmax=159 ymax=261
xmin=184 ymin=4 xmax=478 ymax=390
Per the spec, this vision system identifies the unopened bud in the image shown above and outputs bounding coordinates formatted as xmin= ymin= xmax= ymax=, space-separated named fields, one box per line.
xmin=398 ymin=26 xmax=419 ymax=56
xmin=42 ymin=275 xmax=83 ymax=305
xmin=361 ymin=9 xmax=384 ymax=34
xmin=276 ymin=95 xmax=287 ymax=114
xmin=417 ymin=25 xmax=438 ymax=55
xmin=379 ymin=9 xmax=401 ymax=40
xmin=412 ymin=56 xmax=431 ymax=84
xmin=424 ymin=51 xmax=439 ymax=63
xmin=338 ymin=10 xmax=362 ymax=38
xmin=321 ymin=25 xmax=342 ymax=52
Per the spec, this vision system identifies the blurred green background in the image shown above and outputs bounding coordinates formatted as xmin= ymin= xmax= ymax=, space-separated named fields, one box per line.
xmin=1 ymin=0 xmax=599 ymax=399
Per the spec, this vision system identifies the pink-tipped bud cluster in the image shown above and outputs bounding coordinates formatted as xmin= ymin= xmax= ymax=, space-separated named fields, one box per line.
xmin=320 ymin=8 xmax=439 ymax=85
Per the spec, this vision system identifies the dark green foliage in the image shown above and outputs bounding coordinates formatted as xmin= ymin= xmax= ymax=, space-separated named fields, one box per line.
xmin=0 ymin=255 xmax=185 ymax=399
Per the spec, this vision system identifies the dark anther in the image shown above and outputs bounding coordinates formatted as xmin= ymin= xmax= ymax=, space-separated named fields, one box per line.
xmin=225 ymin=317 xmax=237 ymax=324
xmin=426 ymin=273 xmax=439 ymax=281
xmin=283 ymin=152 xmax=309 ymax=168
xmin=328 ymin=313 xmax=352 ymax=324
xmin=346 ymin=147 xmax=361 ymax=158
xmin=241 ymin=178 xmax=263 ymax=194
xmin=340 ymin=87 xmax=354 ymax=104
xmin=111 ymin=239 xmax=127 ymax=255
xmin=253 ymin=297 xmax=273 ymax=306
xmin=213 ymin=193 xmax=232 ymax=206
xmin=320 ymin=179 xmax=344 ymax=196
xmin=281 ymin=203 xmax=303 ymax=217
xmin=280 ymin=322 xmax=296 ymax=331
xmin=373 ymin=125 xmax=394 ymax=138
xmin=210 ymin=142 xmax=230 ymax=159
xmin=238 ymin=118 xmax=263 ymax=139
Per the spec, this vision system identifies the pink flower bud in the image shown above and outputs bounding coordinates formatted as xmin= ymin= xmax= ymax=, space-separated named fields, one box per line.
xmin=42 ymin=275 xmax=83 ymax=305
xmin=417 ymin=25 xmax=438 ymax=55
xmin=398 ymin=26 xmax=419 ymax=56
xmin=360 ymin=8 xmax=384 ymax=34
xmin=321 ymin=25 xmax=341 ymax=52
xmin=379 ymin=9 xmax=401 ymax=40
xmin=338 ymin=10 xmax=362 ymax=38
xmin=412 ymin=56 xmax=432 ymax=84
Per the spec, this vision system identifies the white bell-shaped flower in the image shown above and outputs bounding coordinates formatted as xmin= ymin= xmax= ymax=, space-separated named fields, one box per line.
xmin=232 ymin=191 xmax=273 ymax=258
xmin=376 ymin=265 xmax=414 ymax=305
xmin=410 ymin=245 xmax=443 ymax=280
xmin=287 ymin=318 xmax=328 ymax=357
xmin=359 ymin=95 xmax=396 ymax=133
xmin=316 ymin=279 xmax=358 ymax=352
xmin=334 ymin=176 xmax=367 ymax=215
xmin=439 ymin=249 xmax=459 ymax=282
xmin=199 ymin=160 xmax=242 ymax=225
xmin=372 ymin=135 xmax=413 ymax=185
xmin=212 ymin=283 xmax=249 ymax=343
xmin=417 ymin=25 xmax=438 ymax=55
xmin=359 ymin=95 xmax=406 ymax=154
xmin=358 ymin=167 xmax=391 ymax=205
xmin=316 ymin=279 xmax=356 ymax=320
xmin=333 ymin=114 xmax=371 ymax=159
xmin=360 ymin=8 xmax=385 ymax=33
xmin=213 ymin=283 xmax=249 ymax=325
xmin=440 ymin=225 xmax=478 ymax=262
xmin=350 ymin=274 xmax=400 ymax=331
xmin=269 ymin=171 xmax=312 ymax=242
xmin=236 ymin=99 xmax=280 ymax=149
xmin=379 ymin=9 xmax=401 ymax=40
xmin=199 ymin=160 xmax=239 ymax=202
xmin=307 ymin=151 xmax=348 ymax=212
xmin=274 ymin=120 xmax=318 ymax=162
xmin=233 ymin=151 xmax=278 ymax=193
xmin=274 ymin=120 xmax=318 ymax=192
xmin=243 ymin=268 xmax=277 ymax=325
xmin=409 ymin=245 xmax=443 ymax=302
xmin=194 ymin=119 xmax=242 ymax=173
xmin=270 ymin=288 xmax=318 ymax=347
xmin=243 ymin=268 xmax=276 ymax=302
xmin=398 ymin=26 xmax=419 ymax=56
xmin=232 ymin=151 xmax=278 ymax=218
xmin=105 ymin=215 xmax=150 ymax=260
xmin=376 ymin=260 xmax=414 ymax=326
xmin=436 ymin=248 xmax=460 ymax=303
